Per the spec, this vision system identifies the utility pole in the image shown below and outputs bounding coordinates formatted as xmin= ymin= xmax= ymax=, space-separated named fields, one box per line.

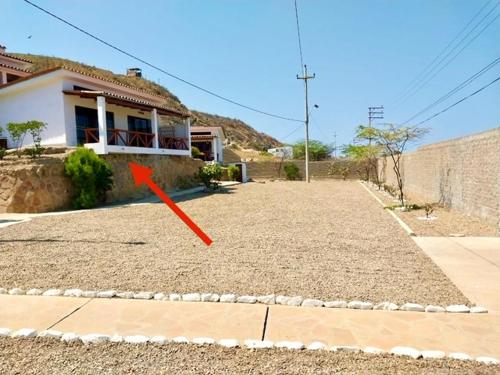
xmin=368 ymin=106 xmax=384 ymax=145
xmin=297 ymin=64 xmax=315 ymax=183
xmin=333 ymin=132 xmax=337 ymax=158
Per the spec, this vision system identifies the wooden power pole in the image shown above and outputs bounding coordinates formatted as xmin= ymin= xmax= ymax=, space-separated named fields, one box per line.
xmin=297 ymin=64 xmax=315 ymax=183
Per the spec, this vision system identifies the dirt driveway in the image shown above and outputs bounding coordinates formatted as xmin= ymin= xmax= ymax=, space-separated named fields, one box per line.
xmin=0 ymin=180 xmax=467 ymax=305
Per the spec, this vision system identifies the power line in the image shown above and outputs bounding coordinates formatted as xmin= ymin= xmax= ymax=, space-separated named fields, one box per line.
xmin=281 ymin=123 xmax=304 ymax=142
xmin=401 ymin=56 xmax=500 ymax=124
xmin=23 ymin=0 xmax=302 ymax=123
xmin=392 ymin=0 xmax=499 ymax=109
xmin=416 ymin=75 xmax=500 ymax=125
xmin=294 ymin=0 xmax=305 ymax=75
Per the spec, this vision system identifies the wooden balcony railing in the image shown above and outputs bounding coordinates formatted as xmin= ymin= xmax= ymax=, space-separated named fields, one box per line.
xmin=84 ymin=128 xmax=188 ymax=150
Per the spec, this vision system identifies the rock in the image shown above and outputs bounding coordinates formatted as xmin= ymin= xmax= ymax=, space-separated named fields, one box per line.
xmin=80 ymin=333 xmax=110 ymax=344
xmin=390 ymin=346 xmax=422 ymax=359
xmin=347 ymin=301 xmax=373 ymax=310
xmin=124 ymin=335 xmax=149 ymax=344
xmin=201 ymin=293 xmax=220 ymax=302
xmin=220 ymin=294 xmax=237 ymax=303
xmin=237 ymin=296 xmax=257 ymax=304
xmin=12 ymin=328 xmax=37 ymax=338
xmin=26 ymin=288 xmax=44 ymax=296
xmin=42 ymin=289 xmax=63 ymax=297
xmin=182 ymin=293 xmax=201 ymax=302
xmin=37 ymin=330 xmax=63 ymax=339
xmin=422 ymin=350 xmax=446 ymax=359
xmin=61 ymin=333 xmax=79 ymax=342
xmin=97 ymin=290 xmax=116 ymax=298
xmin=446 ymin=304 xmax=470 ymax=313
xmin=109 ymin=335 xmax=123 ymax=343
xmin=150 ymin=336 xmax=167 ymax=345
xmin=171 ymin=336 xmax=189 ymax=343
xmin=82 ymin=291 xmax=98 ymax=298
xmin=134 ymin=292 xmax=155 ymax=300
xmin=331 ymin=346 xmax=360 ymax=352
xmin=257 ymin=295 xmax=276 ymax=304
xmin=307 ymin=341 xmax=327 ymax=350
xmin=169 ymin=293 xmax=181 ymax=301
xmin=0 ymin=328 xmax=13 ymax=337
xmin=0 ymin=288 xmax=7 ymax=294
xmin=192 ymin=337 xmax=215 ymax=345
xmin=8 ymin=288 xmax=25 ymax=295
xmin=470 ymin=306 xmax=488 ymax=314
xmin=301 ymin=299 xmax=323 ymax=308
xmin=363 ymin=346 xmax=385 ymax=354
xmin=153 ymin=293 xmax=165 ymax=301
xmin=64 ymin=289 xmax=83 ymax=297
xmin=276 ymin=296 xmax=290 ymax=305
xmin=287 ymin=296 xmax=304 ymax=306
xmin=274 ymin=341 xmax=304 ymax=350
xmin=324 ymin=300 xmax=347 ymax=308
xmin=449 ymin=352 xmax=471 ymax=361
xmin=425 ymin=305 xmax=445 ymax=313
xmin=476 ymin=356 xmax=499 ymax=365
xmin=244 ymin=340 xmax=274 ymax=349
xmin=373 ymin=302 xmax=398 ymax=311
xmin=116 ymin=292 xmax=134 ymax=299
xmin=218 ymin=339 xmax=239 ymax=348
xmin=400 ymin=303 xmax=425 ymax=312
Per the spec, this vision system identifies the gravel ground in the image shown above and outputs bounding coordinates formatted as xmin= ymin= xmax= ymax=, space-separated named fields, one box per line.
xmin=1 ymin=339 xmax=497 ymax=375
xmin=366 ymin=183 xmax=498 ymax=237
xmin=0 ymin=180 xmax=467 ymax=305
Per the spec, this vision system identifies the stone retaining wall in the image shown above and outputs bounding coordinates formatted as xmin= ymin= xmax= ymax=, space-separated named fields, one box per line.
xmin=0 ymin=152 xmax=204 ymax=213
xmin=246 ymin=160 xmax=361 ymax=180
xmin=378 ymin=127 xmax=500 ymax=228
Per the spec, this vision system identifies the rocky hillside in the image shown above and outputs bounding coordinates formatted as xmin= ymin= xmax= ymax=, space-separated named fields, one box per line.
xmin=11 ymin=53 xmax=281 ymax=150
xmin=191 ymin=111 xmax=281 ymax=150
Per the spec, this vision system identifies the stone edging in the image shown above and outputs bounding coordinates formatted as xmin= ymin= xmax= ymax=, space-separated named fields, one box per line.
xmin=0 ymin=327 xmax=498 ymax=366
xmin=0 ymin=288 xmax=488 ymax=314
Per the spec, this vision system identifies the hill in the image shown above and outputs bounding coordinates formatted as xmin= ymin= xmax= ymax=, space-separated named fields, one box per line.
xmin=191 ymin=111 xmax=282 ymax=150
xmin=11 ymin=53 xmax=281 ymax=150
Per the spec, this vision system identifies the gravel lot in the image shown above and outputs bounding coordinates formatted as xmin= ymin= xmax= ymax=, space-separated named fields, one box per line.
xmin=1 ymin=339 xmax=497 ymax=375
xmin=366 ymin=183 xmax=498 ymax=237
xmin=0 ymin=180 xmax=467 ymax=305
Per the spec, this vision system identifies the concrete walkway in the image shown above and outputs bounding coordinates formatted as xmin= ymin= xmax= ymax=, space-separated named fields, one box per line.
xmin=414 ymin=237 xmax=500 ymax=313
xmin=1 ymin=294 xmax=499 ymax=358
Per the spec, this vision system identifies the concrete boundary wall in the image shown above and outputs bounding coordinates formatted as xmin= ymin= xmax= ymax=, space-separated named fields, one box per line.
xmin=246 ymin=160 xmax=361 ymax=180
xmin=378 ymin=128 xmax=500 ymax=228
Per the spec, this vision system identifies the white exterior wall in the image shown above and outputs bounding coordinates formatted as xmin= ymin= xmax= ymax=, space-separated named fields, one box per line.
xmin=0 ymin=76 xmax=66 ymax=148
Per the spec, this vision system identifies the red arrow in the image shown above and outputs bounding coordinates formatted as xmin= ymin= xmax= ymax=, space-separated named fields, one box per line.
xmin=129 ymin=162 xmax=212 ymax=246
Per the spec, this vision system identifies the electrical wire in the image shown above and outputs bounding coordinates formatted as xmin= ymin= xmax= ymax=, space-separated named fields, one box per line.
xmin=23 ymin=0 xmax=303 ymax=123
xmin=294 ymin=0 xmax=305 ymax=75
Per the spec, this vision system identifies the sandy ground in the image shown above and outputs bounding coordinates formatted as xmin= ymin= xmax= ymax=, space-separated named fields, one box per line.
xmin=366 ymin=183 xmax=498 ymax=237
xmin=1 ymin=339 xmax=498 ymax=375
xmin=0 ymin=180 xmax=467 ymax=305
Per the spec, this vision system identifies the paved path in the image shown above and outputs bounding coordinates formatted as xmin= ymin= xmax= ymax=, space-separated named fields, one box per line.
xmin=1 ymin=295 xmax=499 ymax=358
xmin=414 ymin=237 xmax=500 ymax=313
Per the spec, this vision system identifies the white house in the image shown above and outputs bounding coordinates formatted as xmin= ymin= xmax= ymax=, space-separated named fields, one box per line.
xmin=190 ymin=126 xmax=225 ymax=163
xmin=0 ymin=53 xmax=191 ymax=156
xmin=267 ymin=146 xmax=292 ymax=159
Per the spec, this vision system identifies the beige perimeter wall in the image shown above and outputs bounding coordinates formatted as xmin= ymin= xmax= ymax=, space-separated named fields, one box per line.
xmin=378 ymin=127 xmax=500 ymax=228
xmin=0 ymin=152 xmax=203 ymax=213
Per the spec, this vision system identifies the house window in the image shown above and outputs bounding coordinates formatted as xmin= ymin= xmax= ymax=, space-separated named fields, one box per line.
xmin=128 ymin=116 xmax=151 ymax=133
xmin=75 ymin=106 xmax=114 ymax=145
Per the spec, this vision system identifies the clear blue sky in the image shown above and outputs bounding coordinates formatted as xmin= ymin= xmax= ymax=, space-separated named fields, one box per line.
xmin=2 ymin=0 xmax=499 ymax=149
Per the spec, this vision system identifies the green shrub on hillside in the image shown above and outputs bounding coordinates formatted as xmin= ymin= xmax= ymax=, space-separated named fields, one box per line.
xmin=64 ymin=148 xmax=113 ymax=209
xmin=227 ymin=165 xmax=240 ymax=181
xmin=284 ymin=163 xmax=300 ymax=180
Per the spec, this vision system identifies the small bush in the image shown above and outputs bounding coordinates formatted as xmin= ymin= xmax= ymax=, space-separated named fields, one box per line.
xmin=0 ymin=147 xmax=6 ymax=160
xmin=424 ymin=202 xmax=435 ymax=218
xmin=227 ymin=165 xmax=240 ymax=181
xmin=64 ymin=148 xmax=113 ymax=209
xmin=7 ymin=120 xmax=46 ymax=158
xmin=284 ymin=163 xmax=300 ymax=180
xmin=198 ymin=162 xmax=222 ymax=190
xmin=191 ymin=146 xmax=204 ymax=159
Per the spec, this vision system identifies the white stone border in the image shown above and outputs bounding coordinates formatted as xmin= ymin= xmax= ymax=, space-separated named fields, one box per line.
xmin=0 ymin=288 xmax=488 ymax=314
xmin=0 ymin=327 xmax=498 ymax=366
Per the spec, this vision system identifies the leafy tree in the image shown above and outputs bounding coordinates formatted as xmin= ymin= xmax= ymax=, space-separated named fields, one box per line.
xmin=198 ymin=162 xmax=223 ymax=190
xmin=292 ymin=140 xmax=333 ymax=161
xmin=371 ymin=124 xmax=429 ymax=206
xmin=284 ymin=163 xmax=300 ymax=180
xmin=191 ymin=146 xmax=204 ymax=159
xmin=6 ymin=120 xmax=46 ymax=158
xmin=341 ymin=143 xmax=381 ymax=182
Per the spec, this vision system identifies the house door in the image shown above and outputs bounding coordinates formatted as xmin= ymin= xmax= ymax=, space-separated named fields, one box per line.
xmin=75 ymin=106 xmax=114 ymax=145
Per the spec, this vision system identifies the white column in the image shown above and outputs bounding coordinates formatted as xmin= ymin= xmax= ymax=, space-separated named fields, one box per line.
xmin=96 ymin=96 xmax=108 ymax=154
xmin=186 ymin=117 xmax=192 ymax=154
xmin=151 ymin=108 xmax=159 ymax=149
xmin=0 ymin=71 xmax=7 ymax=84
xmin=212 ymin=137 xmax=218 ymax=162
